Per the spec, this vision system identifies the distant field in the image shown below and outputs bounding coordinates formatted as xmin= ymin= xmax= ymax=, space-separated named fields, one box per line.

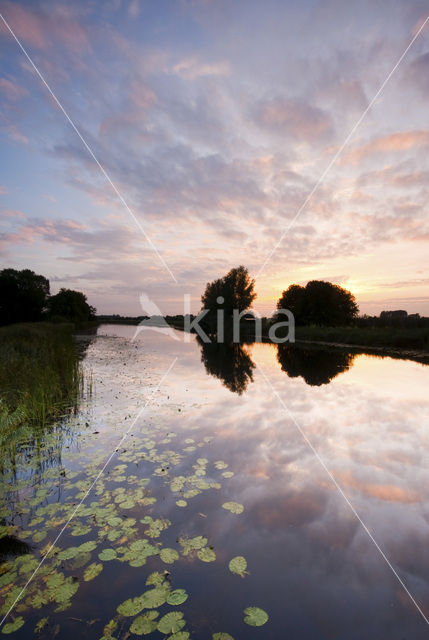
xmin=295 ymin=325 xmax=429 ymax=352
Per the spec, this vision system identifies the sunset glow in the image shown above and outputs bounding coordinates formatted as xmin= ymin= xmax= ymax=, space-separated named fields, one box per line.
xmin=1 ymin=1 xmax=428 ymax=315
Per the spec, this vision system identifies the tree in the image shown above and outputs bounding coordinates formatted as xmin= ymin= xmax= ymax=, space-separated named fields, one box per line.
xmin=276 ymin=345 xmax=355 ymax=386
xmin=201 ymin=266 xmax=256 ymax=315
xmin=276 ymin=280 xmax=358 ymax=326
xmin=197 ymin=338 xmax=255 ymax=395
xmin=276 ymin=284 xmax=305 ymax=324
xmin=0 ymin=268 xmax=50 ymax=325
xmin=47 ymin=288 xmax=96 ymax=324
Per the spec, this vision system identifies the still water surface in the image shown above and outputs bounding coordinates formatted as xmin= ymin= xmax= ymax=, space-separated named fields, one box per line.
xmin=1 ymin=325 xmax=429 ymax=639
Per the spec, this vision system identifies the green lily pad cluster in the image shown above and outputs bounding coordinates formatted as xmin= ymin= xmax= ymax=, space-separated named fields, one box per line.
xmin=0 ymin=386 xmax=267 ymax=640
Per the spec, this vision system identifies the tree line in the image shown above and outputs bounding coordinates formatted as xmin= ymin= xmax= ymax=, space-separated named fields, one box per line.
xmin=0 ymin=268 xmax=96 ymax=326
xmin=201 ymin=265 xmax=359 ymax=326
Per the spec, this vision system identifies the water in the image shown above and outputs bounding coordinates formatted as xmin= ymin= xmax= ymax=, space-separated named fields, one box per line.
xmin=1 ymin=325 xmax=429 ymax=639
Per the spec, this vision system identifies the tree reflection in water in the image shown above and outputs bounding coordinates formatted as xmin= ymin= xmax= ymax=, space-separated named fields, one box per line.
xmin=197 ymin=338 xmax=255 ymax=395
xmin=277 ymin=344 xmax=355 ymax=386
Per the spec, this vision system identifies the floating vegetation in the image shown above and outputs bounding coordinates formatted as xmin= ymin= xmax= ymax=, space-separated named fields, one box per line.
xmin=222 ymin=502 xmax=244 ymax=514
xmin=228 ymin=556 xmax=248 ymax=578
xmin=243 ymin=607 xmax=269 ymax=627
xmin=0 ymin=343 xmax=271 ymax=640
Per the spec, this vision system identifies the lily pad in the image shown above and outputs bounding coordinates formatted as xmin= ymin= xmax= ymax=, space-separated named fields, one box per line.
xmin=222 ymin=502 xmax=244 ymax=515
xmin=197 ymin=547 xmax=216 ymax=562
xmin=130 ymin=610 xmax=159 ymax=635
xmin=1 ymin=617 xmax=25 ymax=634
xmin=228 ymin=556 xmax=247 ymax=577
xmin=243 ymin=607 xmax=268 ymax=627
xmin=176 ymin=500 xmax=187 ymax=508
xmin=167 ymin=589 xmax=188 ymax=605
xmin=83 ymin=562 xmax=103 ymax=581
xmin=160 ymin=548 xmax=179 ymax=564
xmin=98 ymin=548 xmax=117 ymax=561
xmin=117 ymin=595 xmax=145 ymax=617
xmin=157 ymin=612 xmax=185 ymax=634
xmin=140 ymin=587 xmax=168 ymax=609
xmin=212 ymin=634 xmax=234 ymax=640
xmin=169 ymin=634 xmax=189 ymax=640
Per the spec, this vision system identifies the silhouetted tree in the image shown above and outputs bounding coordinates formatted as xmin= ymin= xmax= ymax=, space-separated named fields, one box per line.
xmin=0 ymin=268 xmax=50 ymax=325
xmin=276 ymin=284 xmax=305 ymax=324
xmin=201 ymin=266 xmax=256 ymax=315
xmin=277 ymin=345 xmax=355 ymax=386
xmin=47 ymin=288 xmax=96 ymax=324
xmin=198 ymin=338 xmax=255 ymax=395
xmin=276 ymin=280 xmax=358 ymax=326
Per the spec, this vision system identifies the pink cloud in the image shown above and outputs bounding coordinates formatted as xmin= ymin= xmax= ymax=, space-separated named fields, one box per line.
xmin=342 ymin=131 xmax=429 ymax=164
xmin=2 ymin=209 xmax=25 ymax=218
xmin=336 ymin=470 xmax=421 ymax=503
xmin=0 ymin=1 xmax=90 ymax=54
xmin=0 ymin=77 xmax=27 ymax=100
xmin=0 ymin=186 xmax=7 ymax=195
xmin=254 ymin=96 xmax=333 ymax=142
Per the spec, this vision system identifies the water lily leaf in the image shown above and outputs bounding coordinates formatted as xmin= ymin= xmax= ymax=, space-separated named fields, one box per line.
xmin=243 ymin=607 xmax=268 ymax=627
xmin=83 ymin=562 xmax=103 ymax=581
xmin=117 ymin=595 xmax=145 ymax=617
xmin=222 ymin=472 xmax=234 ymax=478
xmin=175 ymin=500 xmax=187 ymax=508
xmin=71 ymin=523 xmax=91 ymax=536
xmin=146 ymin=572 xmax=168 ymax=587
xmin=228 ymin=556 xmax=247 ymax=577
xmin=157 ymin=612 xmax=185 ymax=634
xmin=99 ymin=548 xmax=117 ymax=561
xmin=179 ymin=536 xmax=207 ymax=556
xmin=160 ymin=548 xmax=179 ymax=564
xmin=1 ymin=616 xmax=25 ymax=634
xmin=34 ymin=617 xmax=48 ymax=633
xmin=222 ymin=502 xmax=244 ymax=514
xmin=197 ymin=548 xmax=216 ymax=562
xmin=54 ymin=577 xmax=79 ymax=603
xmin=167 ymin=589 xmax=188 ymax=606
xmin=33 ymin=530 xmax=47 ymax=543
xmin=170 ymin=477 xmax=185 ymax=492
xmin=140 ymin=587 xmax=168 ymax=609
xmin=79 ymin=540 xmax=97 ymax=553
xmin=169 ymin=633 xmax=189 ymax=640
xmin=130 ymin=610 xmax=159 ymax=635
xmin=71 ymin=551 xmax=92 ymax=569
xmin=214 ymin=461 xmax=228 ymax=470
xmin=212 ymin=634 xmax=234 ymax=640
xmin=57 ymin=546 xmax=79 ymax=560
xmin=100 ymin=619 xmax=117 ymax=639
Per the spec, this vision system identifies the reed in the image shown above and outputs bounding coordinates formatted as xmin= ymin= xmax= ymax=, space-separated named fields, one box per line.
xmin=0 ymin=322 xmax=83 ymax=433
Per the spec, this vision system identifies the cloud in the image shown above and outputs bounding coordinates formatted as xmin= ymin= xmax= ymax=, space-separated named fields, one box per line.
xmin=0 ymin=77 xmax=27 ymax=100
xmin=0 ymin=1 xmax=90 ymax=54
xmin=253 ymin=96 xmax=334 ymax=143
xmin=171 ymin=57 xmax=231 ymax=79
xmin=405 ymin=51 xmax=429 ymax=96
xmin=342 ymin=131 xmax=429 ymax=164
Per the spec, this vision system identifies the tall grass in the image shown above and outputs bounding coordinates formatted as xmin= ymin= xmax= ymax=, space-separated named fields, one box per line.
xmin=0 ymin=323 xmax=82 ymax=433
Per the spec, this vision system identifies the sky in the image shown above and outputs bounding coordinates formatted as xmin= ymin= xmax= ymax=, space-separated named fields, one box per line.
xmin=1 ymin=0 xmax=429 ymax=316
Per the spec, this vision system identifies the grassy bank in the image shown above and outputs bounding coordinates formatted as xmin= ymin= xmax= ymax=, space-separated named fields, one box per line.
xmin=295 ymin=325 xmax=429 ymax=352
xmin=0 ymin=323 xmax=82 ymax=432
